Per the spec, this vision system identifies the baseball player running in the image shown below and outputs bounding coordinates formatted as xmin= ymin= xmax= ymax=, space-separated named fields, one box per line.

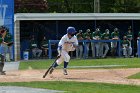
xmin=49 ymin=26 xmax=78 ymax=75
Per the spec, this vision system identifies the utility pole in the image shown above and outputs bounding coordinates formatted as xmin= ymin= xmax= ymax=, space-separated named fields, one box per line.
xmin=94 ymin=0 xmax=100 ymax=13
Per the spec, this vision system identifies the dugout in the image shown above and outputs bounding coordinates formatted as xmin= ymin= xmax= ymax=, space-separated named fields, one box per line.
xmin=14 ymin=13 xmax=140 ymax=60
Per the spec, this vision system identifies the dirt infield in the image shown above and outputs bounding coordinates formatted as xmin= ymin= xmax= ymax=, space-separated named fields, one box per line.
xmin=0 ymin=68 xmax=140 ymax=85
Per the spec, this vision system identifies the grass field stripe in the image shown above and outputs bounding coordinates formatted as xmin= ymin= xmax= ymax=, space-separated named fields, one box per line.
xmin=66 ymin=65 xmax=127 ymax=68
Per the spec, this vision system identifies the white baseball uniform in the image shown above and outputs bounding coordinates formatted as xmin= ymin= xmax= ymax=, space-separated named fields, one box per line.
xmin=56 ymin=34 xmax=78 ymax=65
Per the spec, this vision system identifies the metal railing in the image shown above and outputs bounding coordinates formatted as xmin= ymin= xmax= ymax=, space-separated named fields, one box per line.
xmin=48 ymin=40 xmax=121 ymax=59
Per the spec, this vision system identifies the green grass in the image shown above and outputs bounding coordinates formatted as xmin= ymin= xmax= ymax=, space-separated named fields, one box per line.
xmin=128 ymin=72 xmax=140 ymax=79
xmin=19 ymin=58 xmax=140 ymax=70
xmin=0 ymin=81 xmax=140 ymax=93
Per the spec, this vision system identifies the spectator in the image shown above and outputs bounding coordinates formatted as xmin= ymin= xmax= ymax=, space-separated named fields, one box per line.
xmin=83 ymin=29 xmax=91 ymax=58
xmin=122 ymin=36 xmax=132 ymax=58
xmin=29 ymin=35 xmax=42 ymax=58
xmin=76 ymin=30 xmax=84 ymax=59
xmin=41 ymin=36 xmax=48 ymax=57
xmin=111 ymin=28 xmax=120 ymax=57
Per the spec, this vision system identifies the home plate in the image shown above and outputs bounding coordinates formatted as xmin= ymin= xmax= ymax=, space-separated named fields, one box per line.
xmin=0 ymin=86 xmax=64 ymax=93
xmin=3 ymin=61 xmax=20 ymax=71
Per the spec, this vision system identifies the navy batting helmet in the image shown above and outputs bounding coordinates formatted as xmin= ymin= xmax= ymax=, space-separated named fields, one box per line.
xmin=67 ymin=27 xmax=76 ymax=34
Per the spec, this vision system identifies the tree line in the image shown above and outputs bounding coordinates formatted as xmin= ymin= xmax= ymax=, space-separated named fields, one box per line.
xmin=15 ymin=0 xmax=140 ymax=13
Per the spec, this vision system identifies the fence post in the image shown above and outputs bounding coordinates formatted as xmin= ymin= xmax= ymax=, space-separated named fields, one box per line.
xmin=138 ymin=39 xmax=140 ymax=58
xmin=83 ymin=40 xmax=87 ymax=59
xmin=118 ymin=40 xmax=121 ymax=57
xmin=48 ymin=40 xmax=52 ymax=59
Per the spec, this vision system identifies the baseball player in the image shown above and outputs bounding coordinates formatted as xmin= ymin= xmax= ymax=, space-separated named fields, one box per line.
xmin=122 ymin=36 xmax=132 ymax=58
xmin=30 ymin=35 xmax=42 ymax=58
xmin=83 ymin=29 xmax=91 ymax=58
xmin=49 ymin=26 xmax=78 ymax=75
xmin=76 ymin=30 xmax=84 ymax=59
xmin=101 ymin=29 xmax=110 ymax=58
xmin=92 ymin=28 xmax=101 ymax=58
xmin=111 ymin=28 xmax=120 ymax=57
xmin=125 ymin=28 xmax=133 ymax=56
xmin=0 ymin=26 xmax=13 ymax=75
xmin=4 ymin=28 xmax=13 ymax=61
xmin=41 ymin=36 xmax=48 ymax=57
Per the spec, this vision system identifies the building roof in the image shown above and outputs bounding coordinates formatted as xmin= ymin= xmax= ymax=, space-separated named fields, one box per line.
xmin=14 ymin=13 xmax=140 ymax=21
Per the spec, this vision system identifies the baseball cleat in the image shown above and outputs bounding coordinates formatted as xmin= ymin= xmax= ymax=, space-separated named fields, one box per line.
xmin=0 ymin=71 xmax=6 ymax=75
xmin=63 ymin=69 xmax=68 ymax=75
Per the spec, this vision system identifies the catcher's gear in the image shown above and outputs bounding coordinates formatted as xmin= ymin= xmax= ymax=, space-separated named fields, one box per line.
xmin=43 ymin=55 xmax=61 ymax=78
xmin=7 ymin=42 xmax=13 ymax=46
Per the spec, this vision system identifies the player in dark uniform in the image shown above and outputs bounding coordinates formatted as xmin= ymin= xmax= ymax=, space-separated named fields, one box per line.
xmin=4 ymin=28 xmax=13 ymax=61
xmin=0 ymin=26 xmax=13 ymax=75
xmin=121 ymin=36 xmax=132 ymax=58
xmin=30 ymin=35 xmax=42 ymax=58
xmin=111 ymin=28 xmax=120 ymax=57
xmin=92 ymin=28 xmax=102 ymax=58
xmin=76 ymin=30 xmax=84 ymax=59
xmin=41 ymin=36 xmax=48 ymax=57
xmin=101 ymin=29 xmax=110 ymax=58
xmin=125 ymin=28 xmax=133 ymax=56
xmin=83 ymin=29 xmax=92 ymax=58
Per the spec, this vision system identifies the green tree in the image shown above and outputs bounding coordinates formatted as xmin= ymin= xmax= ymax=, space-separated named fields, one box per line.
xmin=15 ymin=0 xmax=48 ymax=13
xmin=101 ymin=0 xmax=140 ymax=13
xmin=15 ymin=0 xmax=140 ymax=13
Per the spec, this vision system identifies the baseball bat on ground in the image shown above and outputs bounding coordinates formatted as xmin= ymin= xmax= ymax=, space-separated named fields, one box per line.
xmin=43 ymin=55 xmax=60 ymax=78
